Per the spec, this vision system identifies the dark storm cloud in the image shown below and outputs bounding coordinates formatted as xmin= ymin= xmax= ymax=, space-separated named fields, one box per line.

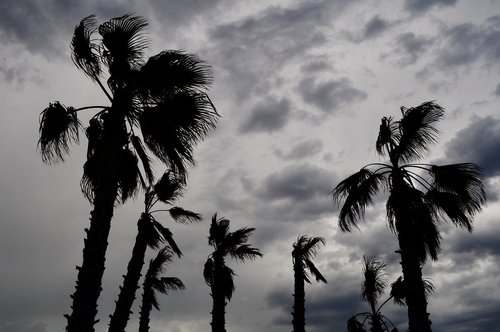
xmin=433 ymin=16 xmax=500 ymax=70
xmin=346 ymin=15 xmax=394 ymax=42
xmin=447 ymin=221 xmax=500 ymax=260
xmin=207 ymin=0 xmax=356 ymax=100
xmin=239 ymin=97 xmax=291 ymax=134
xmin=394 ymin=32 xmax=434 ymax=66
xmin=298 ymin=77 xmax=367 ymax=113
xmin=273 ymin=139 xmax=323 ymax=160
xmin=404 ymin=0 xmax=457 ymax=14
xmin=443 ymin=116 xmax=500 ymax=177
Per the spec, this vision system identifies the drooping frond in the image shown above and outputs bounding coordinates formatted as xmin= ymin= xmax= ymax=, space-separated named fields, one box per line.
xmin=137 ymin=50 xmax=213 ymax=101
xmin=221 ymin=265 xmax=236 ymax=301
xmin=38 ymin=102 xmax=80 ymax=164
xmin=151 ymin=219 xmax=182 ymax=257
xmin=347 ymin=316 xmax=368 ymax=332
xmin=361 ymin=256 xmax=388 ymax=306
xmin=98 ymin=14 xmax=149 ymax=69
xmin=71 ymin=14 xmax=101 ymax=78
xmin=153 ymin=171 xmax=184 ymax=204
xmin=85 ymin=117 xmax=104 ymax=159
xmin=304 ymin=259 xmax=327 ymax=283
xmin=396 ymin=101 xmax=444 ymax=163
xmin=203 ymin=257 xmax=214 ymax=286
xmin=168 ymin=207 xmax=202 ymax=224
xmin=229 ymin=244 xmax=262 ymax=262
xmin=332 ymin=168 xmax=387 ymax=232
xmin=139 ymin=213 xmax=163 ymax=250
xmin=116 ymin=147 xmax=141 ymax=202
xmin=139 ymin=90 xmax=219 ymax=177
xmin=390 ymin=276 xmax=435 ymax=306
xmin=131 ymin=135 xmax=154 ymax=187
xmin=429 ymin=163 xmax=485 ymax=217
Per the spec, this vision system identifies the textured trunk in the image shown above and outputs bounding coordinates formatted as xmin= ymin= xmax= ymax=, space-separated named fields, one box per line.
xmin=292 ymin=259 xmax=305 ymax=332
xmin=138 ymin=280 xmax=153 ymax=332
xmin=109 ymin=215 xmax=149 ymax=332
xmin=65 ymin=179 xmax=118 ymax=332
xmin=211 ymin=254 xmax=227 ymax=332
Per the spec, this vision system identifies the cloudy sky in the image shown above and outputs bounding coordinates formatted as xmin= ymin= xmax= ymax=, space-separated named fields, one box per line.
xmin=1 ymin=0 xmax=500 ymax=331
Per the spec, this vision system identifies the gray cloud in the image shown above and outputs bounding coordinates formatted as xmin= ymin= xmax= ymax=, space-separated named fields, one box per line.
xmin=346 ymin=15 xmax=394 ymax=42
xmin=394 ymin=32 xmax=434 ymax=66
xmin=298 ymin=77 xmax=367 ymax=113
xmin=494 ymin=83 xmax=500 ymax=97
xmin=404 ymin=0 xmax=457 ymax=14
xmin=0 ymin=321 xmax=49 ymax=332
xmin=239 ymin=97 xmax=291 ymax=134
xmin=273 ymin=139 xmax=323 ymax=161
xmin=443 ymin=116 xmax=500 ymax=177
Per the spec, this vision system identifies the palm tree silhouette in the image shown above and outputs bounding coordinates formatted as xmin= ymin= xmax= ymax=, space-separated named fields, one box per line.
xmin=332 ymin=101 xmax=485 ymax=331
xmin=203 ymin=214 xmax=262 ymax=332
xmin=108 ymin=171 xmax=200 ymax=332
xmin=38 ymin=14 xmax=217 ymax=332
xmin=347 ymin=256 xmax=398 ymax=332
xmin=138 ymin=247 xmax=185 ymax=332
xmin=291 ymin=235 xmax=327 ymax=332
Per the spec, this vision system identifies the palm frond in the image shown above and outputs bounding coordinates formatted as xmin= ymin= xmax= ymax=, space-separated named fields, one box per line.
xmin=429 ymin=163 xmax=486 ymax=217
xmin=209 ymin=214 xmax=230 ymax=247
xmin=304 ymin=259 xmax=327 ymax=283
xmin=116 ymin=147 xmax=141 ymax=202
xmin=347 ymin=316 xmax=368 ymax=332
xmin=396 ymin=101 xmax=444 ymax=163
xmin=168 ymin=207 xmax=202 ymax=224
xmin=332 ymin=169 xmax=386 ymax=232
xmin=229 ymin=244 xmax=262 ymax=262
xmin=361 ymin=256 xmax=387 ymax=306
xmin=137 ymin=50 xmax=213 ymax=101
xmin=221 ymin=265 xmax=236 ymax=301
xmin=98 ymin=13 xmax=149 ymax=69
xmin=203 ymin=257 xmax=214 ymax=286
xmin=38 ymin=102 xmax=80 ymax=164
xmin=139 ymin=213 xmax=163 ymax=249
xmin=153 ymin=171 xmax=184 ymax=204
xmin=139 ymin=90 xmax=219 ymax=177
xmin=376 ymin=116 xmax=396 ymax=156
xmin=71 ymin=14 xmax=101 ymax=78
xmin=85 ymin=117 xmax=104 ymax=159
xmin=131 ymin=135 xmax=154 ymax=187
xmin=426 ymin=189 xmax=471 ymax=231
xmin=300 ymin=236 xmax=326 ymax=261
xmin=151 ymin=219 xmax=182 ymax=257
xmin=390 ymin=276 xmax=406 ymax=306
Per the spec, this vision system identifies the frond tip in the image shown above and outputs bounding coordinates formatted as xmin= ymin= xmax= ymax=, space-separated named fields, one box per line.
xmin=38 ymin=102 xmax=80 ymax=164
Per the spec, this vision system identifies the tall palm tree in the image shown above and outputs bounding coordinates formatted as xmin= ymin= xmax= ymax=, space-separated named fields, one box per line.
xmin=332 ymin=101 xmax=485 ymax=332
xmin=203 ymin=214 xmax=262 ymax=332
xmin=347 ymin=256 xmax=398 ymax=332
xmin=38 ymin=14 xmax=218 ymax=332
xmin=291 ymin=235 xmax=327 ymax=332
xmin=108 ymin=171 xmax=200 ymax=332
xmin=138 ymin=247 xmax=185 ymax=332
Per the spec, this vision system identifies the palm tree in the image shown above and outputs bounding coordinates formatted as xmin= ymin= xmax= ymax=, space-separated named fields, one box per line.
xmin=38 ymin=14 xmax=217 ymax=332
xmin=347 ymin=256 xmax=398 ymax=332
xmin=138 ymin=247 xmax=185 ymax=332
xmin=108 ymin=171 xmax=200 ymax=332
xmin=203 ymin=214 xmax=262 ymax=332
xmin=332 ymin=101 xmax=485 ymax=332
xmin=291 ymin=235 xmax=327 ymax=332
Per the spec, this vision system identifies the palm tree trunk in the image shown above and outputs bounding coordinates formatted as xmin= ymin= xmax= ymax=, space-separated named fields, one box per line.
xmin=65 ymin=179 xmax=118 ymax=332
xmin=292 ymin=260 xmax=305 ymax=332
xmin=109 ymin=215 xmax=149 ymax=332
xmin=138 ymin=282 xmax=153 ymax=332
xmin=211 ymin=254 xmax=227 ymax=332
xmin=398 ymin=234 xmax=432 ymax=332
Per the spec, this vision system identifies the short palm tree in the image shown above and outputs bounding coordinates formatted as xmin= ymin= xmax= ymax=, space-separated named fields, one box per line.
xmin=203 ymin=214 xmax=262 ymax=332
xmin=347 ymin=256 xmax=398 ymax=332
xmin=291 ymin=235 xmax=327 ymax=332
xmin=108 ymin=171 xmax=200 ymax=332
xmin=332 ymin=101 xmax=485 ymax=332
xmin=38 ymin=14 xmax=217 ymax=332
xmin=138 ymin=247 xmax=185 ymax=332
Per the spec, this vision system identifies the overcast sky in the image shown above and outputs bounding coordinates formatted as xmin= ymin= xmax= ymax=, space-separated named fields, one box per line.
xmin=1 ymin=1 xmax=500 ymax=331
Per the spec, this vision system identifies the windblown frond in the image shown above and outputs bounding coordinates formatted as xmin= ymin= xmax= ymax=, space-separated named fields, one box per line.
xmin=361 ymin=256 xmax=387 ymax=306
xmin=38 ymin=102 xmax=80 ymax=164
xmin=229 ymin=244 xmax=262 ymax=261
xmin=292 ymin=236 xmax=327 ymax=284
xmin=137 ymin=50 xmax=213 ymax=101
xmin=203 ymin=257 xmax=214 ymax=286
xmin=139 ymin=91 xmax=219 ymax=177
xmin=376 ymin=116 xmax=396 ymax=156
xmin=208 ymin=214 xmax=230 ymax=247
xmin=304 ymin=259 xmax=327 ymax=283
xmin=150 ymin=219 xmax=181 ymax=257
xmin=221 ymin=265 xmax=236 ymax=301
xmin=332 ymin=169 xmax=387 ymax=232
xmin=153 ymin=171 xmax=184 ymax=204
xmin=390 ymin=276 xmax=434 ymax=306
xmin=396 ymin=101 xmax=444 ymax=163
xmin=347 ymin=316 xmax=368 ymax=332
xmin=131 ymin=135 xmax=154 ymax=187
xmin=168 ymin=207 xmax=201 ymax=224
xmin=71 ymin=15 xmax=101 ymax=78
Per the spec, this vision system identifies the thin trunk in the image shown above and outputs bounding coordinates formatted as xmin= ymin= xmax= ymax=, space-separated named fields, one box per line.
xmin=138 ymin=279 xmax=153 ymax=332
xmin=211 ymin=254 xmax=227 ymax=332
xmin=65 ymin=180 xmax=118 ymax=332
xmin=292 ymin=259 xmax=305 ymax=332
xmin=109 ymin=215 xmax=149 ymax=332
xmin=369 ymin=302 xmax=383 ymax=332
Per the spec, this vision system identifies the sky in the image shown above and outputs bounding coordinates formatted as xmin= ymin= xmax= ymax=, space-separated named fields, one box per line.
xmin=1 ymin=0 xmax=500 ymax=331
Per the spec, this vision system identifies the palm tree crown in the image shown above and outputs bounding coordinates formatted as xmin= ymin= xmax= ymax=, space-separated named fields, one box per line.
xmin=332 ymin=101 xmax=486 ymax=332
xmin=203 ymin=214 xmax=262 ymax=332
